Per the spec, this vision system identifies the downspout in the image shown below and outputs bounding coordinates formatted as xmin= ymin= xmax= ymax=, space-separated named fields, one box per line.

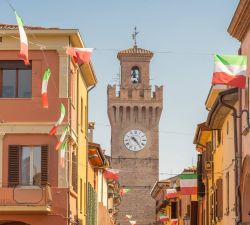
xmin=218 ymin=89 xmax=241 ymax=225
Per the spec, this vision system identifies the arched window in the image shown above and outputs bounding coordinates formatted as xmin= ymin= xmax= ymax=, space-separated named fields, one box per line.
xmin=131 ymin=66 xmax=140 ymax=84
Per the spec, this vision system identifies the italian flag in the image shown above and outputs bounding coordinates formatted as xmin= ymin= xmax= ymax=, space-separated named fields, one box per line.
xmin=166 ymin=188 xmax=178 ymax=199
xmin=49 ymin=104 xmax=66 ymax=135
xmin=159 ymin=213 xmax=169 ymax=222
xmin=129 ymin=221 xmax=137 ymax=225
xmin=41 ymin=68 xmax=51 ymax=108
xmin=179 ymin=173 xmax=197 ymax=195
xmin=56 ymin=126 xmax=69 ymax=150
xmin=125 ymin=215 xmax=132 ymax=220
xmin=212 ymin=54 xmax=247 ymax=89
xmin=60 ymin=142 xmax=67 ymax=168
xmin=103 ymin=168 xmax=119 ymax=181
xmin=15 ymin=11 xmax=29 ymax=65
xmin=171 ymin=219 xmax=178 ymax=225
xmin=66 ymin=47 xmax=93 ymax=65
xmin=120 ymin=188 xmax=131 ymax=197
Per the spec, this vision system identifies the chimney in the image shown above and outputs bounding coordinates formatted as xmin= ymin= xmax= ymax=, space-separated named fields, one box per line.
xmin=88 ymin=122 xmax=95 ymax=142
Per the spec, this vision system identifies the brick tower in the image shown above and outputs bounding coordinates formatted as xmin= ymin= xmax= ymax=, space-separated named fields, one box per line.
xmin=107 ymin=45 xmax=163 ymax=225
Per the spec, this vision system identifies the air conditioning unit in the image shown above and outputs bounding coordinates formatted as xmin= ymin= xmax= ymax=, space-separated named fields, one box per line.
xmin=205 ymin=161 xmax=213 ymax=171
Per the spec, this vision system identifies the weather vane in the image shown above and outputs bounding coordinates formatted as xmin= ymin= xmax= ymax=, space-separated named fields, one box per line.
xmin=132 ymin=26 xmax=139 ymax=48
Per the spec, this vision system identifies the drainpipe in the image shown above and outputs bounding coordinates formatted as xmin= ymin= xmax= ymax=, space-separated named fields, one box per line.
xmin=218 ymin=88 xmax=241 ymax=225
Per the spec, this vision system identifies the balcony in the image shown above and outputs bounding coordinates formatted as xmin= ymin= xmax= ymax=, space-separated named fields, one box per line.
xmin=0 ymin=185 xmax=52 ymax=214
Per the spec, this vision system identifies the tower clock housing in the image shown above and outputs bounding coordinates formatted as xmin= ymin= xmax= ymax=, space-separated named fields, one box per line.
xmin=107 ymin=46 xmax=163 ymax=225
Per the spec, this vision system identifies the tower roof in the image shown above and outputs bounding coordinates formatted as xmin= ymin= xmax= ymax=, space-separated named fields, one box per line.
xmin=117 ymin=46 xmax=153 ymax=59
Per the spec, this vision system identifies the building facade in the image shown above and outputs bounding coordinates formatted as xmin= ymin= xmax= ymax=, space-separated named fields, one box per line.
xmin=0 ymin=24 xmax=97 ymax=225
xmin=194 ymin=87 xmax=238 ymax=225
xmin=193 ymin=1 xmax=250 ymax=225
xmin=151 ymin=170 xmax=198 ymax=225
xmin=228 ymin=0 xmax=250 ymax=224
xmin=107 ymin=45 xmax=163 ymax=225
xmin=88 ymin=123 xmax=121 ymax=225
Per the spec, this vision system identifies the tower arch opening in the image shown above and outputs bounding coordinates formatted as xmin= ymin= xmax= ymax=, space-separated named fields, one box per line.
xmin=131 ymin=66 xmax=140 ymax=84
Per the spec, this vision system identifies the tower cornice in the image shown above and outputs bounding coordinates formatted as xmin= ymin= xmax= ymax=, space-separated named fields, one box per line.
xmin=117 ymin=47 xmax=153 ymax=60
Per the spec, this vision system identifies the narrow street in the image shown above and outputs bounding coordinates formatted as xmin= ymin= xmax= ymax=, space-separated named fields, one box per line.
xmin=0 ymin=1 xmax=249 ymax=225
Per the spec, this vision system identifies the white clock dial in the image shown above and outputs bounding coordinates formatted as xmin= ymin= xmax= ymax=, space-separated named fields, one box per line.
xmin=123 ymin=129 xmax=147 ymax=151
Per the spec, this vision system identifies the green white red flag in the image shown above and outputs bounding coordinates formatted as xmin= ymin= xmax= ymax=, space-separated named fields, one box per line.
xmin=159 ymin=212 xmax=169 ymax=222
xmin=66 ymin=47 xmax=93 ymax=65
xmin=120 ymin=188 xmax=131 ymax=197
xmin=212 ymin=54 xmax=247 ymax=89
xmin=56 ymin=126 xmax=69 ymax=150
xmin=15 ymin=11 xmax=29 ymax=65
xmin=103 ymin=168 xmax=119 ymax=181
xmin=179 ymin=173 xmax=197 ymax=195
xmin=49 ymin=104 xmax=66 ymax=135
xmin=166 ymin=188 xmax=178 ymax=199
xmin=41 ymin=68 xmax=51 ymax=108
xmin=125 ymin=215 xmax=132 ymax=220
xmin=60 ymin=142 xmax=67 ymax=168
xmin=171 ymin=219 xmax=178 ymax=225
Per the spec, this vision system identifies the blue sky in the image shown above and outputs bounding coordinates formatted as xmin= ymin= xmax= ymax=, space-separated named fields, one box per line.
xmin=0 ymin=0 xmax=240 ymax=179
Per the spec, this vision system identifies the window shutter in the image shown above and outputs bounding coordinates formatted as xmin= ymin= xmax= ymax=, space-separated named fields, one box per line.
xmin=8 ymin=145 xmax=20 ymax=187
xmin=41 ymin=145 xmax=48 ymax=186
xmin=72 ymin=151 xmax=78 ymax=193
xmin=216 ymin=178 xmax=223 ymax=219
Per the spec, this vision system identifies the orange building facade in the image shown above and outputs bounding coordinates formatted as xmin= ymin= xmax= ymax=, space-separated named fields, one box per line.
xmin=0 ymin=24 xmax=97 ymax=225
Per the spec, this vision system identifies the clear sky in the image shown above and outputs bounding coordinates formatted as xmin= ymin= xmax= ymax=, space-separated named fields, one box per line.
xmin=0 ymin=0 xmax=240 ymax=179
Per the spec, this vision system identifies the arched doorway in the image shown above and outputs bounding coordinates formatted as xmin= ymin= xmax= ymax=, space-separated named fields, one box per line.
xmin=240 ymin=155 xmax=250 ymax=223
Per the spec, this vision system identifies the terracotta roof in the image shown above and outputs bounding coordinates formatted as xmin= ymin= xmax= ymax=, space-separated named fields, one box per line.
xmin=0 ymin=24 xmax=59 ymax=30
xmin=117 ymin=46 xmax=153 ymax=59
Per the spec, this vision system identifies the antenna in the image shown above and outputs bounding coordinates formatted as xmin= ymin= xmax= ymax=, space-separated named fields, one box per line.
xmin=132 ymin=26 xmax=139 ymax=48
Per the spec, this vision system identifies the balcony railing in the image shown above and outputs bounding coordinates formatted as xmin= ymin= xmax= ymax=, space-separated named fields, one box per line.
xmin=0 ymin=185 xmax=52 ymax=214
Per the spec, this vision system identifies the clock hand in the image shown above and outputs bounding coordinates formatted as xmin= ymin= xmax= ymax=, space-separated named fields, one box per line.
xmin=132 ymin=136 xmax=141 ymax=147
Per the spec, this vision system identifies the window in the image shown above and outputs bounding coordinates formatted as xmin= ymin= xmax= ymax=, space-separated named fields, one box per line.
xmin=226 ymin=172 xmax=229 ymax=214
xmin=245 ymin=77 xmax=249 ymax=108
xmin=226 ymin=121 xmax=229 ymax=135
xmin=85 ymin=106 xmax=88 ymax=133
xmin=81 ymin=97 xmax=83 ymax=131
xmin=216 ymin=178 xmax=223 ymax=219
xmin=217 ymin=130 xmax=221 ymax=147
xmin=87 ymin=183 xmax=97 ymax=225
xmin=72 ymin=151 xmax=78 ymax=193
xmin=171 ymin=201 xmax=178 ymax=219
xmin=21 ymin=146 xmax=41 ymax=186
xmin=80 ymin=178 xmax=83 ymax=213
xmin=8 ymin=145 xmax=48 ymax=187
xmin=0 ymin=61 xmax=32 ymax=98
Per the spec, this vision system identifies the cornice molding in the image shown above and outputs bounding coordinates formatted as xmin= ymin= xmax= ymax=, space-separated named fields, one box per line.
xmin=228 ymin=0 xmax=250 ymax=41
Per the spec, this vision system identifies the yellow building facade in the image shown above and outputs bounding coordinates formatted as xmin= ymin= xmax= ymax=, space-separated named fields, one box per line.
xmin=194 ymin=86 xmax=238 ymax=225
xmin=69 ymin=33 xmax=97 ymax=225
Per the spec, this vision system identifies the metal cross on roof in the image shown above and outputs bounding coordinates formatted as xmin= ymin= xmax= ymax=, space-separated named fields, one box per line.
xmin=132 ymin=26 xmax=139 ymax=48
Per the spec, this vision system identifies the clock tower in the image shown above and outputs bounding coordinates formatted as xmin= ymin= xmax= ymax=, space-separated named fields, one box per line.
xmin=107 ymin=45 xmax=163 ymax=225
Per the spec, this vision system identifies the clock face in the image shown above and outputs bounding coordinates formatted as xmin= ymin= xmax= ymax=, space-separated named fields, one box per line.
xmin=123 ymin=129 xmax=147 ymax=151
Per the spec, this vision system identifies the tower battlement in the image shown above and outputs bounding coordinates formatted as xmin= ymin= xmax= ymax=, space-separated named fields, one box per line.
xmin=107 ymin=84 xmax=163 ymax=102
